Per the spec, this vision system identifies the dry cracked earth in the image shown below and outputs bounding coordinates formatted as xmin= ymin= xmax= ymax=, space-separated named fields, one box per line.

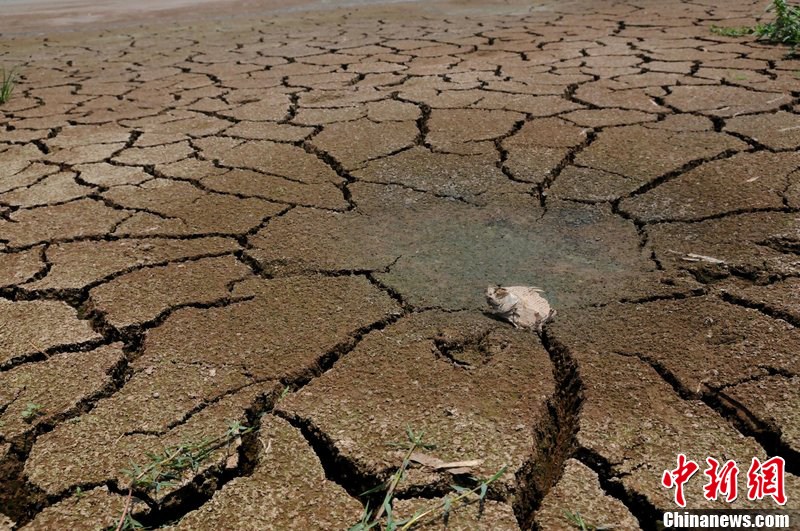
xmin=1 ymin=0 xmax=800 ymax=529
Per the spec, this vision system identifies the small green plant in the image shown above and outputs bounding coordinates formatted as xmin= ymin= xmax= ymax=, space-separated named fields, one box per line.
xmin=110 ymin=420 xmax=252 ymax=531
xmin=349 ymin=427 xmax=507 ymax=530
xmin=353 ymin=427 xmax=436 ymax=529
xmin=21 ymin=403 xmax=43 ymax=422
xmin=113 ymin=514 xmax=145 ymax=531
xmin=278 ymin=386 xmax=291 ymax=401
xmin=710 ymin=25 xmax=754 ymax=37
xmin=0 ymin=67 xmax=17 ymax=105
xmin=398 ymin=466 xmax=507 ymax=530
xmin=757 ymin=0 xmax=800 ymax=46
xmin=564 ymin=510 xmax=613 ymax=531
xmin=711 ymin=0 xmax=800 ymax=54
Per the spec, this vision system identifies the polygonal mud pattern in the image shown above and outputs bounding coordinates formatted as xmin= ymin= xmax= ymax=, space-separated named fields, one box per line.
xmin=26 ymin=237 xmax=240 ymax=291
xmin=278 ymin=310 xmax=557 ymax=491
xmin=86 ymin=254 xmax=252 ymax=329
xmin=139 ymin=275 xmax=402 ymax=380
xmin=25 ymin=386 xmax=262 ymax=497
xmin=554 ymin=297 xmax=800 ymax=393
xmin=0 ymin=248 xmax=43 ymax=288
xmin=21 ymin=487 xmax=146 ymax=531
xmin=723 ymin=278 xmax=800 ymax=326
xmin=648 ymin=212 xmax=800 ymax=281
xmin=664 ymin=85 xmax=793 ymax=117
xmin=572 ymin=125 xmax=747 ymax=197
xmin=166 ymin=416 xmax=362 ymax=530
xmin=352 ymin=146 xmax=526 ymax=202
xmin=547 ymin=339 xmax=776 ymax=512
xmin=2 ymin=0 xmax=800 ymax=527
xmin=0 ymin=344 xmax=125 ymax=441
xmin=501 ymin=117 xmax=587 ymax=185
xmin=619 ymin=151 xmax=799 ymax=222
xmin=0 ymin=300 xmax=101 ymax=368
xmin=0 ymin=199 xmax=130 ymax=247
xmin=724 ymin=111 xmax=800 ymax=150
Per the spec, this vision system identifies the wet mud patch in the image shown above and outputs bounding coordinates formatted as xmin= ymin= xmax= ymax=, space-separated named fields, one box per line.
xmin=249 ymin=183 xmax=664 ymax=311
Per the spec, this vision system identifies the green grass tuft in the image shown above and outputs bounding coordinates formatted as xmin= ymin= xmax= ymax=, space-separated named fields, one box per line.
xmin=0 ymin=67 xmax=17 ymax=104
xmin=21 ymin=403 xmax=43 ymax=422
xmin=108 ymin=420 xmax=253 ymax=531
xmin=710 ymin=25 xmax=755 ymax=37
xmin=349 ymin=428 xmax=507 ymax=530
xmin=564 ymin=510 xmax=614 ymax=531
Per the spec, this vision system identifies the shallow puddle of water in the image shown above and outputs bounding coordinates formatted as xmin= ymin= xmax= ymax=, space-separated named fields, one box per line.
xmin=372 ymin=199 xmax=656 ymax=310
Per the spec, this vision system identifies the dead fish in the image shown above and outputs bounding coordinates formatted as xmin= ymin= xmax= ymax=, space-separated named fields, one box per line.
xmin=485 ymin=285 xmax=555 ymax=331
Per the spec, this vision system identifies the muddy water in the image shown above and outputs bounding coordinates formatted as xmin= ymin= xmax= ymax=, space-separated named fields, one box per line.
xmin=374 ymin=200 xmax=656 ymax=309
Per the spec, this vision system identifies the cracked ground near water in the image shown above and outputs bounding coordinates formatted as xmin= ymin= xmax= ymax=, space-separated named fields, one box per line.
xmin=0 ymin=0 xmax=799 ymax=528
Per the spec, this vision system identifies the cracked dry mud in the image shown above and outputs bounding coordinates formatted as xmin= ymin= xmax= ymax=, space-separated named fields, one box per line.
xmin=1 ymin=0 xmax=799 ymax=529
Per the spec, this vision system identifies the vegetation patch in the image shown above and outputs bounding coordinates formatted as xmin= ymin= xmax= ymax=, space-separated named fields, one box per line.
xmin=564 ymin=510 xmax=612 ymax=531
xmin=349 ymin=428 xmax=507 ymax=531
xmin=109 ymin=420 xmax=253 ymax=531
xmin=711 ymin=0 xmax=800 ymax=54
xmin=0 ymin=67 xmax=17 ymax=104
xmin=21 ymin=403 xmax=43 ymax=423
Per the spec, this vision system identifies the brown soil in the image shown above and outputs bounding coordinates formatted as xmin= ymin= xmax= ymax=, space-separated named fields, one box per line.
xmin=1 ymin=0 xmax=798 ymax=529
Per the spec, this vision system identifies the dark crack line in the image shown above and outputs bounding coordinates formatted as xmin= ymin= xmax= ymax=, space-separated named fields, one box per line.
xmin=573 ymin=447 xmax=661 ymax=531
xmin=514 ymin=326 xmax=585 ymax=529
xmin=720 ymin=290 xmax=800 ymax=327
xmin=612 ymin=348 xmax=800 ymax=477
